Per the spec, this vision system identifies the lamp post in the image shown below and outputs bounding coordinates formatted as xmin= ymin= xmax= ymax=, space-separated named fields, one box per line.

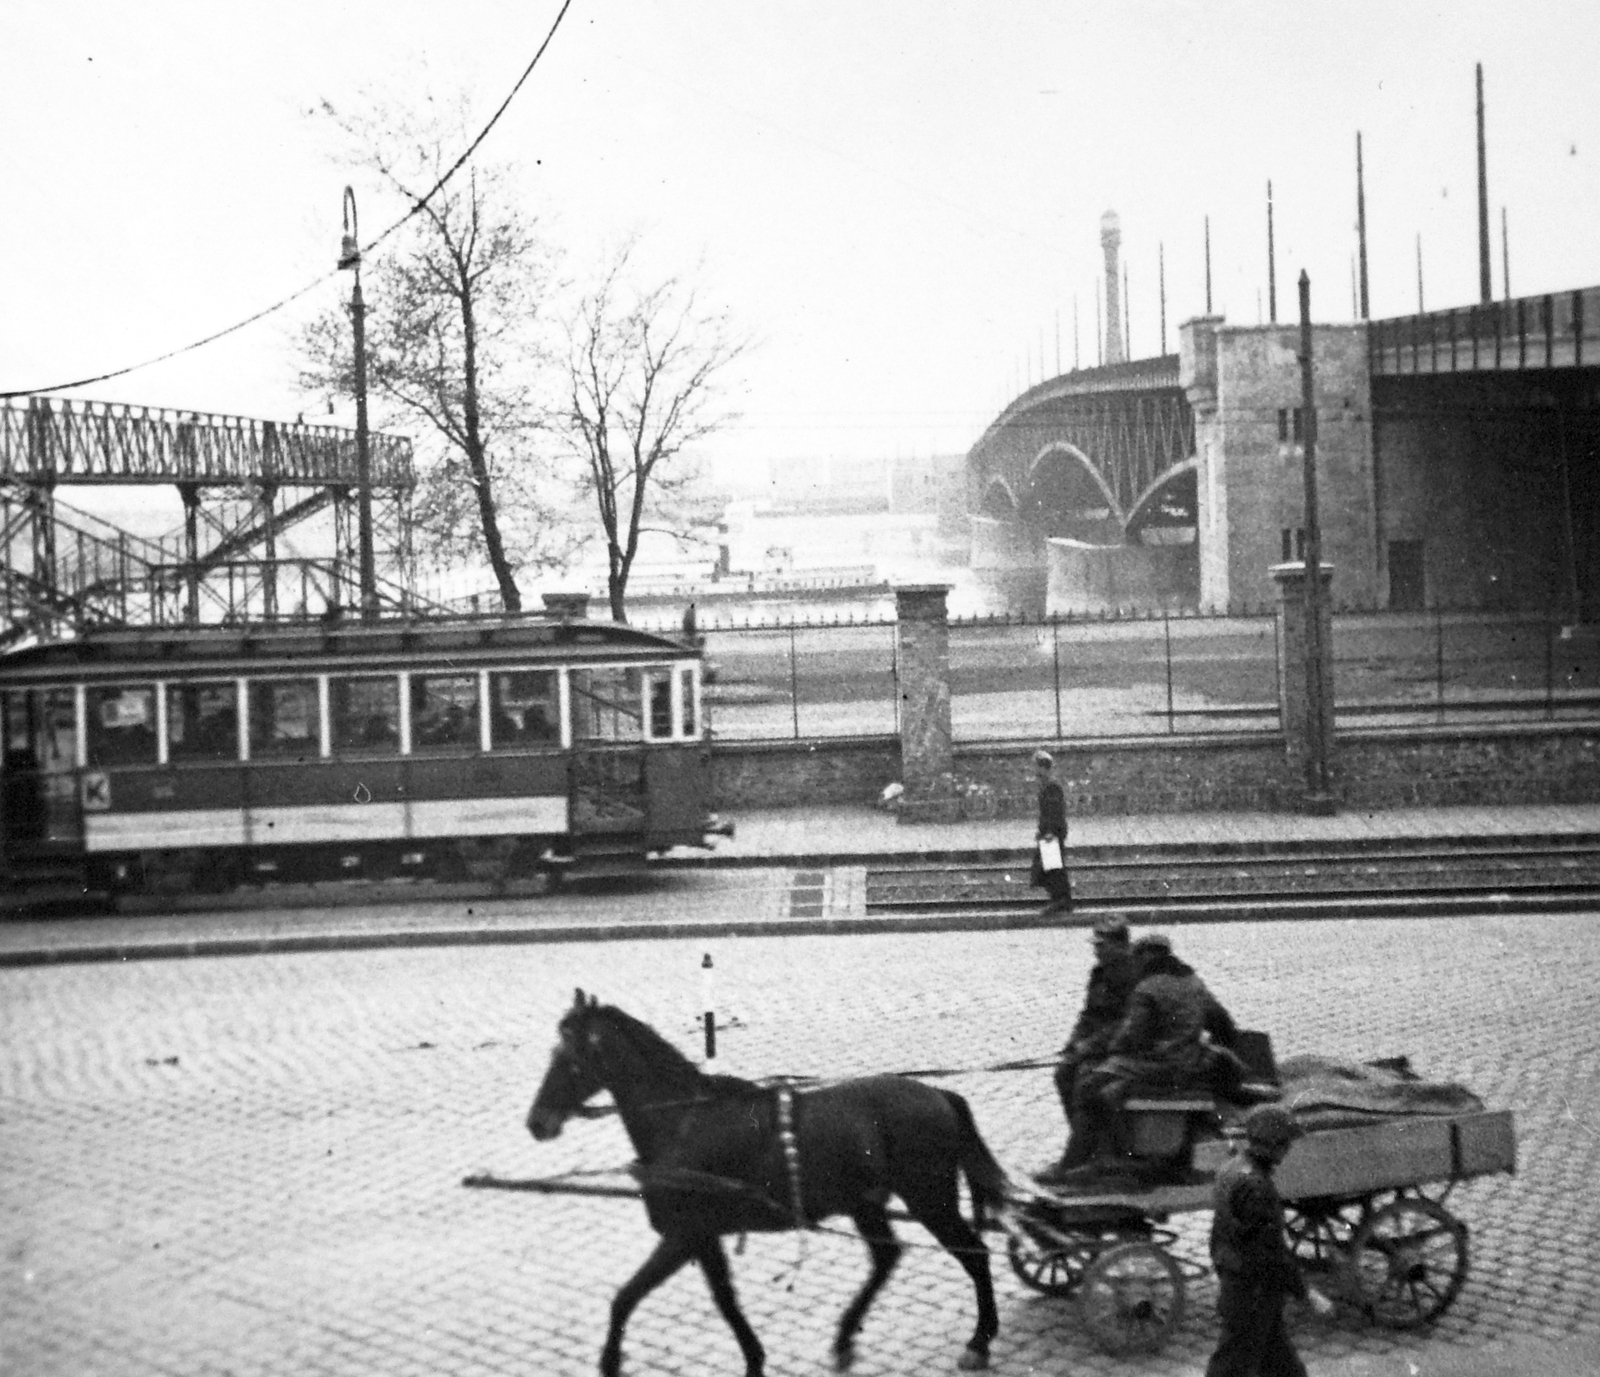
xmin=339 ymin=186 xmax=378 ymax=621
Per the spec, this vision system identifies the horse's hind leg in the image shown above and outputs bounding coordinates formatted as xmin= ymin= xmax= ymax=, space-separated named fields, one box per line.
xmin=600 ymin=1234 xmax=695 ymax=1377
xmin=833 ymin=1204 xmax=902 ymax=1371
xmin=696 ymin=1237 xmax=764 ymax=1376
xmin=902 ymin=1195 xmax=998 ymax=1371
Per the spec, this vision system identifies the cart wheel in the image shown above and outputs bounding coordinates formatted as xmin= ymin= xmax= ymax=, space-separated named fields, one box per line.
xmin=1077 ymin=1241 xmax=1186 ymax=1355
xmin=1349 ymin=1196 xmax=1469 ymax=1328
xmin=1006 ymin=1229 xmax=1088 ymax=1297
xmin=1284 ymin=1200 xmax=1363 ymax=1303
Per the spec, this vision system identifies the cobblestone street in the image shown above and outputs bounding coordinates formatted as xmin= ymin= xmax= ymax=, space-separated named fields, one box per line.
xmin=3 ymin=909 xmax=1598 ymax=1376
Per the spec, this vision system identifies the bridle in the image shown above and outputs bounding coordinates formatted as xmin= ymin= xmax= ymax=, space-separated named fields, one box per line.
xmin=549 ymin=1012 xmax=810 ymax=1229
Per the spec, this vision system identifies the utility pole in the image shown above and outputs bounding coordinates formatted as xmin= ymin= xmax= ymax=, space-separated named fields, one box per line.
xmin=1356 ymin=132 xmax=1370 ymax=318
xmin=1476 ymin=63 xmax=1492 ymax=305
xmin=1501 ymin=206 xmax=1510 ymax=300
xmin=1416 ymin=234 xmax=1425 ymax=313
xmin=339 ymin=186 xmax=378 ymax=621
xmin=1204 ymin=215 xmax=1213 ymax=314
xmin=1267 ymin=181 xmax=1277 ymax=323
xmin=1298 ymin=270 xmax=1335 ymax=812
xmin=1159 ymin=242 xmax=1167 ymax=355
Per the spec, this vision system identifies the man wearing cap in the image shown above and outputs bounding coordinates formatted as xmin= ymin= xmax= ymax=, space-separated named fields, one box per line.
xmin=1038 ymin=916 xmax=1138 ymax=1182
xmin=1029 ymin=749 xmax=1072 ymax=915
xmin=1206 ymin=1105 xmax=1334 ymax=1376
xmin=1076 ymin=933 xmax=1246 ymax=1171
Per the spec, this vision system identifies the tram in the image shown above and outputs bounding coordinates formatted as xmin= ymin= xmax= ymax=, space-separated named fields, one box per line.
xmin=0 ymin=614 xmax=728 ymax=899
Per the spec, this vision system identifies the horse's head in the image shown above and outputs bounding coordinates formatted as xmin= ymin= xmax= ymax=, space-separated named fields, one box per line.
xmin=527 ymin=989 xmax=609 ymax=1141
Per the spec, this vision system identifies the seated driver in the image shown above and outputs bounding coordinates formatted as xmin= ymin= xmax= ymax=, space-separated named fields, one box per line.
xmin=1078 ymin=933 xmax=1245 ymax=1171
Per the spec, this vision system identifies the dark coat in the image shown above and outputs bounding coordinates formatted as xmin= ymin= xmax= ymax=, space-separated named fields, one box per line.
xmin=1105 ymin=951 xmax=1238 ymax=1084
xmin=1063 ymin=953 xmax=1138 ymax=1062
xmin=1030 ymin=777 xmax=1070 ymax=892
xmin=1208 ymin=1153 xmax=1307 ymax=1299
xmin=1035 ymin=778 xmax=1067 ymax=840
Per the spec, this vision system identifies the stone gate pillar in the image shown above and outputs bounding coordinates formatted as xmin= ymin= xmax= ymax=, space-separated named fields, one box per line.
xmin=1272 ymin=562 xmax=1339 ymax=814
xmin=894 ymin=583 xmax=960 ymax=823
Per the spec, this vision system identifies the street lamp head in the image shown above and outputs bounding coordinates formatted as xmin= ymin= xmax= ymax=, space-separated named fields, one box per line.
xmin=339 ymin=186 xmax=361 ymax=271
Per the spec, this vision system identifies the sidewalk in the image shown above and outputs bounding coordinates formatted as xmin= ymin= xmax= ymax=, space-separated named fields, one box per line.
xmin=690 ymin=800 xmax=1600 ymax=864
xmin=4 ymin=801 xmax=1598 ymax=967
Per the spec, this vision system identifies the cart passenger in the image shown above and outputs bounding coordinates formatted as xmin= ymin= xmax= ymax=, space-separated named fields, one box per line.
xmin=1080 ymin=933 xmax=1245 ymax=1165
xmin=1037 ymin=916 xmax=1137 ymax=1183
xmin=1206 ymin=1105 xmax=1334 ymax=1376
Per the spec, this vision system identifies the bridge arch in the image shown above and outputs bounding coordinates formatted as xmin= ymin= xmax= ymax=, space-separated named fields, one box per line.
xmin=1125 ymin=457 xmax=1199 ymax=533
xmin=1027 ymin=443 xmax=1125 ymax=540
xmin=979 ymin=476 xmax=1020 ymax=521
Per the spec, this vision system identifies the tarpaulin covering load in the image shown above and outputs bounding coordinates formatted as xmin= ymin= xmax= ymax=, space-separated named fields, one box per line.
xmin=1276 ymin=1054 xmax=1485 ymax=1132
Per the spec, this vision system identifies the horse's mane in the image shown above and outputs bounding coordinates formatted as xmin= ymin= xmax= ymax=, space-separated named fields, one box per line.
xmin=591 ymin=1004 xmax=763 ymax=1099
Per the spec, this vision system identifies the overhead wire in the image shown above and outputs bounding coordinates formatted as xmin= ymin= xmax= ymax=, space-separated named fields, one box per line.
xmin=0 ymin=0 xmax=574 ymax=403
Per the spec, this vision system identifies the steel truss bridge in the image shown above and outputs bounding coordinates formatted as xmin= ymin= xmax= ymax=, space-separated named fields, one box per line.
xmin=1 ymin=395 xmax=423 ymax=642
xmin=969 ymin=357 xmax=1196 ymax=533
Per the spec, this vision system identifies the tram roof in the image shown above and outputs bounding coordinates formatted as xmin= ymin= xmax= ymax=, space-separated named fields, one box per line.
xmin=0 ymin=614 xmax=695 ymax=676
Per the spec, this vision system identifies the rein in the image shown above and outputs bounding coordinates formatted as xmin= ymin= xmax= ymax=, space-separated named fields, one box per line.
xmin=569 ymin=1054 xmax=1057 ymax=1122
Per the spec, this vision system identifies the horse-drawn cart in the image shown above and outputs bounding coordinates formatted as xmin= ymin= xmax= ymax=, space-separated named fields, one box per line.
xmin=1005 ymin=1095 xmax=1517 ymax=1356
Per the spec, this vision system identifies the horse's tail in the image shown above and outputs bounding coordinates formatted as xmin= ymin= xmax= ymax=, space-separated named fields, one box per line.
xmin=939 ymin=1089 xmax=1016 ymax=1232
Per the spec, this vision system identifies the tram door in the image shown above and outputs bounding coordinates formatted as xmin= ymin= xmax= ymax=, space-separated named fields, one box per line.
xmin=567 ymin=667 xmax=647 ymax=834
xmin=1 ymin=688 xmax=82 ymax=851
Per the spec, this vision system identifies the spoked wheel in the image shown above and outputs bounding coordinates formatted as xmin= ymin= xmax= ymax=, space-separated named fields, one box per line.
xmin=1283 ymin=1198 xmax=1364 ymax=1303
xmin=1006 ymin=1228 xmax=1091 ymax=1297
xmin=1349 ymin=1195 xmax=1469 ymax=1328
xmin=1077 ymin=1241 xmax=1186 ymax=1355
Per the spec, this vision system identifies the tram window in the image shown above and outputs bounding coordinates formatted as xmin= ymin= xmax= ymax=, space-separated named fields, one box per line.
xmin=86 ymin=685 xmax=159 ymax=768
xmin=488 ymin=671 xmax=558 ymax=748
xmin=569 ymin=667 xmax=643 ymax=742
xmin=411 ymin=674 xmax=479 ymax=750
xmin=645 ymin=670 xmax=673 ymax=740
xmin=248 ymin=678 xmax=320 ymax=759
xmin=331 ymin=676 xmax=401 ymax=754
xmin=166 ymin=681 xmax=239 ymax=763
xmin=679 ymin=666 xmax=697 ymax=738
xmin=3 ymin=688 xmax=76 ymax=772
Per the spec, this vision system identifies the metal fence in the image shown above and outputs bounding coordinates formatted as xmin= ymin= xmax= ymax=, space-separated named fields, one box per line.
xmin=701 ymin=622 xmax=899 ymax=740
xmin=698 ymin=608 xmax=1600 ymax=744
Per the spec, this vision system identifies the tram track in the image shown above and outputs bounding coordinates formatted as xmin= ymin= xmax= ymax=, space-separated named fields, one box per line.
xmin=864 ymin=833 xmax=1600 ymax=923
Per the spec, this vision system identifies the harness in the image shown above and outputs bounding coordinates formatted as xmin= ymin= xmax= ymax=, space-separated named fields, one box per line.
xmin=775 ymin=1086 xmax=809 ymax=1230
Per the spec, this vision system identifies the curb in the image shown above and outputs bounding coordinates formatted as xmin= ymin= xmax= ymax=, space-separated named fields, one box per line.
xmin=3 ymin=888 xmax=1593 ymax=968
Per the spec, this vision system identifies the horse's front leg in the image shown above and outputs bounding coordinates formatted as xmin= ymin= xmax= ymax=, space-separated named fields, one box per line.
xmin=600 ymin=1234 xmax=696 ymax=1377
xmin=696 ymin=1236 xmax=765 ymax=1376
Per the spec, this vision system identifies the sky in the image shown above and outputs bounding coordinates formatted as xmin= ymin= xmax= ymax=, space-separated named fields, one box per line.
xmin=3 ymin=0 xmax=1599 ymax=485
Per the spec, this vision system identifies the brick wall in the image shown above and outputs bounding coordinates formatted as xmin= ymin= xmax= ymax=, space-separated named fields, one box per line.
xmin=710 ymin=724 xmax=1600 ymax=817
xmin=711 ymin=736 xmax=900 ymax=808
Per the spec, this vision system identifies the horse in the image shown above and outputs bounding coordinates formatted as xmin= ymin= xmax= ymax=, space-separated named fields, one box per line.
xmin=527 ymin=989 xmax=1014 ymax=1376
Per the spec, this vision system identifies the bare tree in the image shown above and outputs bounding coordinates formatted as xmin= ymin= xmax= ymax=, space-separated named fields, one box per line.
xmin=298 ymin=93 xmax=573 ymax=612
xmin=562 ymin=244 xmax=743 ymax=622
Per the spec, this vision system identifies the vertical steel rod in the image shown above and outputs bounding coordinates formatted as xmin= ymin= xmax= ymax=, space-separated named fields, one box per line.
xmin=789 ymin=624 xmax=800 ymax=740
xmin=1052 ymin=619 xmax=1062 ymax=739
xmin=1164 ymin=611 xmax=1175 ymax=734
